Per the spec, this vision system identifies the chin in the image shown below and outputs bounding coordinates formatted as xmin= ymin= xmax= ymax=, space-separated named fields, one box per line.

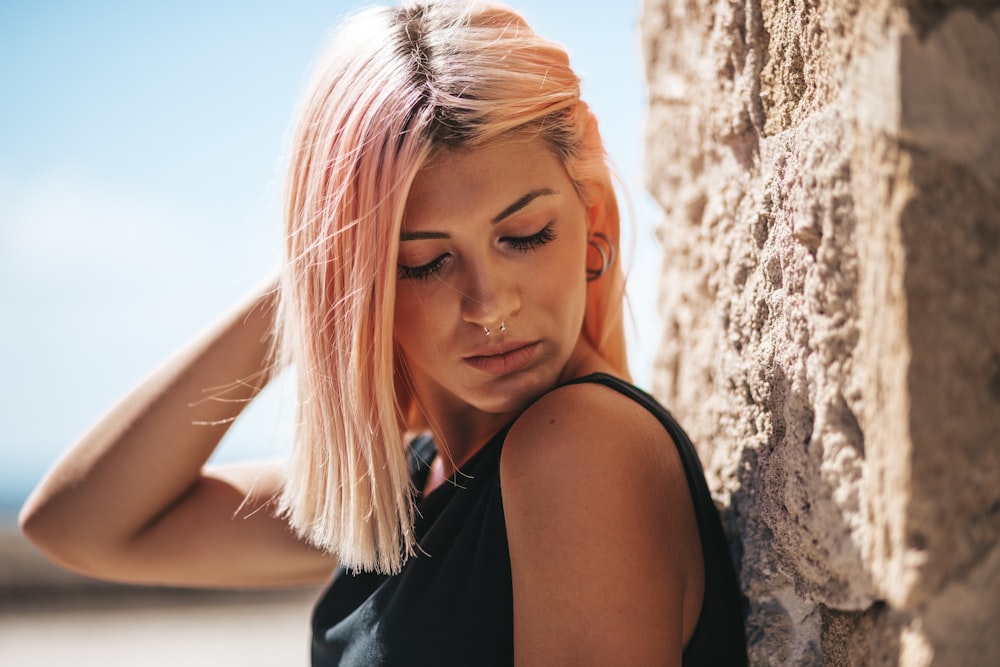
xmin=466 ymin=365 xmax=561 ymax=415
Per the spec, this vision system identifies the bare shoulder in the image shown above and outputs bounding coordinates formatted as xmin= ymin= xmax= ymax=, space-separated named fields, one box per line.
xmin=501 ymin=378 xmax=704 ymax=664
xmin=502 ymin=378 xmax=679 ymax=496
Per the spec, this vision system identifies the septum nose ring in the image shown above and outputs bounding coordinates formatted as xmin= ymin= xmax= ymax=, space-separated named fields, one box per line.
xmin=484 ymin=322 xmax=507 ymax=336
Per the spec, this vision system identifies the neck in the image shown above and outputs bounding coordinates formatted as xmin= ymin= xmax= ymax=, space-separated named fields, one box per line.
xmin=422 ymin=398 xmax=517 ymax=480
xmin=410 ymin=337 xmax=614 ymax=481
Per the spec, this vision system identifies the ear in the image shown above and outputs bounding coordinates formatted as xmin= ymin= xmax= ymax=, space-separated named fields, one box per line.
xmin=583 ymin=178 xmax=619 ymax=244
xmin=587 ymin=199 xmax=602 ymax=232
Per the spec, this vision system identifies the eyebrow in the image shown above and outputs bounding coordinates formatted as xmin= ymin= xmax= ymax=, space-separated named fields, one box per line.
xmin=399 ymin=188 xmax=559 ymax=241
xmin=491 ymin=188 xmax=558 ymax=223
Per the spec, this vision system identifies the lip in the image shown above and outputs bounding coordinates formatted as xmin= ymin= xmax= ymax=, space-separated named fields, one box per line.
xmin=463 ymin=341 xmax=540 ymax=375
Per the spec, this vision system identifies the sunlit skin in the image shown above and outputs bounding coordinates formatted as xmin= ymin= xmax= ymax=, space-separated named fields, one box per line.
xmin=19 ymin=134 xmax=703 ymax=665
xmin=393 ymin=135 xmax=598 ymax=476
xmin=394 ymin=137 xmax=704 ymax=661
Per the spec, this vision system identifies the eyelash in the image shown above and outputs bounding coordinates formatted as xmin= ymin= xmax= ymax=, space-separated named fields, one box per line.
xmin=397 ymin=223 xmax=557 ymax=281
xmin=505 ymin=223 xmax=557 ymax=251
xmin=397 ymin=255 xmax=448 ymax=282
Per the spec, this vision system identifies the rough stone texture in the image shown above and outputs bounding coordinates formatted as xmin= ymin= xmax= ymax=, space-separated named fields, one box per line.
xmin=642 ymin=0 xmax=1000 ymax=664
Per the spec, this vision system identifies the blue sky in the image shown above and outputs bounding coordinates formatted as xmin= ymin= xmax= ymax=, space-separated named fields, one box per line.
xmin=0 ymin=1 xmax=661 ymax=513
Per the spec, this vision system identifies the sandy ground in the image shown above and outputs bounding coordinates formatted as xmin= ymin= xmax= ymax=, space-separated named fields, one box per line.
xmin=0 ymin=527 xmax=323 ymax=666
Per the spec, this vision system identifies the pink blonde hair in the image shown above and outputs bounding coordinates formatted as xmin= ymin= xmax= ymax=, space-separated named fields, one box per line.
xmin=278 ymin=0 xmax=628 ymax=573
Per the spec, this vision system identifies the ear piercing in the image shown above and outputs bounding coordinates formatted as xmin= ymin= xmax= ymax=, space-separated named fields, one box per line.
xmin=586 ymin=232 xmax=616 ymax=281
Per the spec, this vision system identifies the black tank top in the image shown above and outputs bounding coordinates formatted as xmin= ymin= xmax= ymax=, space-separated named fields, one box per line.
xmin=311 ymin=373 xmax=747 ymax=665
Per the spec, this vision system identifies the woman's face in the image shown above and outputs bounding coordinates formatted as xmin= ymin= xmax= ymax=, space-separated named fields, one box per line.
xmin=394 ymin=135 xmax=590 ymax=419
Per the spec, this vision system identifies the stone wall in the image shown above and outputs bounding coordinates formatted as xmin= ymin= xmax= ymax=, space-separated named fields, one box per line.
xmin=641 ymin=1 xmax=999 ymax=664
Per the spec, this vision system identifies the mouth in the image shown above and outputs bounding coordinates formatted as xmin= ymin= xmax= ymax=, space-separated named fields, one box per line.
xmin=463 ymin=342 xmax=540 ymax=375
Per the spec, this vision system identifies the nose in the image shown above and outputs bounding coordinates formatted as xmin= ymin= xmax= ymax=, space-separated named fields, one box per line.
xmin=460 ymin=256 xmax=520 ymax=332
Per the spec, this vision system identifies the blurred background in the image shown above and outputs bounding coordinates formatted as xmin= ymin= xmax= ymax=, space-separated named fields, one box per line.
xmin=0 ymin=1 xmax=659 ymax=664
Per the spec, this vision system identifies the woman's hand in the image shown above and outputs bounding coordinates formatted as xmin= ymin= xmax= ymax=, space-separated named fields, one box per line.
xmin=19 ymin=277 xmax=336 ymax=588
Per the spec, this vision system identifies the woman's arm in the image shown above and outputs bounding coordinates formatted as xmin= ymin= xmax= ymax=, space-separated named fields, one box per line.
xmin=19 ymin=279 xmax=336 ymax=588
xmin=501 ymin=381 xmax=705 ymax=666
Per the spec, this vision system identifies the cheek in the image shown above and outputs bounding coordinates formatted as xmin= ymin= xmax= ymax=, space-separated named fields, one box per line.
xmin=569 ymin=236 xmax=591 ymax=321
xmin=393 ymin=285 xmax=450 ymax=359
xmin=392 ymin=290 xmax=425 ymax=353
xmin=541 ymin=236 xmax=588 ymax=320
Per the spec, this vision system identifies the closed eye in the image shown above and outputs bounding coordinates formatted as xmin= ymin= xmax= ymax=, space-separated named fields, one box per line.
xmin=397 ymin=254 xmax=449 ymax=281
xmin=503 ymin=223 xmax=556 ymax=251
xmin=397 ymin=224 xmax=556 ymax=281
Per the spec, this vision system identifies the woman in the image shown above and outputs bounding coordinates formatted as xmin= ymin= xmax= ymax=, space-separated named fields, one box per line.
xmin=20 ymin=2 xmax=747 ymax=664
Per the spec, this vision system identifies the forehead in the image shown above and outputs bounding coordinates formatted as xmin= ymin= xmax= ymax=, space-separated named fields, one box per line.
xmin=403 ymin=136 xmax=572 ymax=228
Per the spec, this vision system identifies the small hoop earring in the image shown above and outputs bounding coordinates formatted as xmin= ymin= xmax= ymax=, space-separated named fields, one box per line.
xmin=586 ymin=232 xmax=616 ymax=282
